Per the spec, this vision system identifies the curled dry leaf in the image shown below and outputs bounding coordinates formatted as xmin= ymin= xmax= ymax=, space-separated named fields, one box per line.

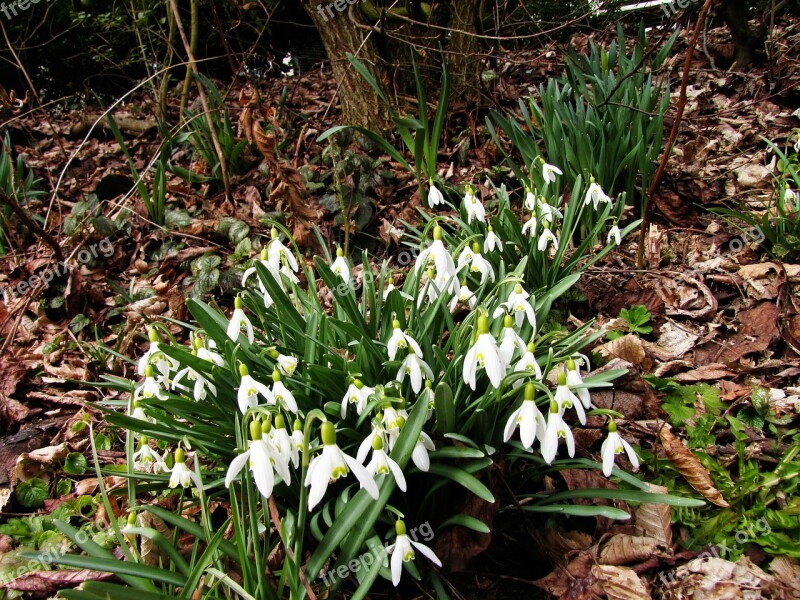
xmin=597 ymin=334 xmax=646 ymax=366
xmin=634 ymin=483 xmax=673 ymax=547
xmin=599 ymin=534 xmax=663 ymax=566
xmin=591 ymin=564 xmax=651 ymax=600
xmin=659 ymin=427 xmax=729 ymax=508
xmin=6 ymin=569 xmax=115 ymax=592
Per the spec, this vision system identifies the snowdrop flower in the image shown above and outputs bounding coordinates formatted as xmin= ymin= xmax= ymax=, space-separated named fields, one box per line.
xmin=396 ymin=348 xmax=434 ymax=394
xmin=305 ymin=422 xmax=379 ymax=510
xmin=331 ymin=247 xmax=351 ymax=284
xmin=554 ymin=371 xmax=585 ymax=425
xmin=270 ymin=350 xmax=298 ymax=377
xmin=524 ymin=187 xmax=537 ymax=211
xmin=448 ymin=278 xmax=477 ymax=312
xmin=607 ymin=222 xmax=621 ymax=246
xmin=137 ymin=327 xmax=178 ymax=382
xmin=381 ymin=405 xmax=409 ymax=451
xmin=498 ymin=315 xmax=526 ymax=367
xmin=522 ymin=215 xmax=538 ymax=237
xmin=565 ymin=359 xmax=592 ymax=409
xmin=383 ymin=283 xmax=397 ymax=300
xmin=537 ymin=198 xmax=563 ymax=224
xmin=601 ymin=420 xmax=639 ymax=477
xmin=270 ymin=414 xmax=294 ymax=467
xmin=387 ymin=320 xmax=423 ymax=360
xmin=537 ymin=224 xmax=559 ymax=252
xmin=541 ymin=159 xmax=563 ymax=185
xmin=504 ymin=384 xmax=546 ymax=449
xmin=465 ymin=243 xmax=495 ymax=284
xmin=463 ymin=184 xmax=485 ymax=224
xmin=584 ymin=177 xmax=611 ymax=210
xmin=341 ymin=378 xmax=375 ymax=418
xmin=494 ymin=283 xmax=536 ymax=329
xmin=411 ymin=431 xmax=435 ymax=471
xmin=130 ymin=400 xmax=152 ymax=423
xmin=237 ymin=363 xmax=274 ymax=414
xmin=365 ymin=435 xmax=406 ymax=491
xmin=134 ymin=365 xmax=169 ymax=401
xmin=357 ymin=417 xmax=388 ymax=463
xmin=484 ymin=226 xmax=503 ymax=252
xmin=271 ymin=370 xmax=298 ymax=413
xmin=242 ymin=249 xmax=281 ymax=308
xmin=225 ymin=421 xmax=291 ymax=498
xmin=290 ymin=419 xmax=304 ymax=469
xmin=513 ymin=341 xmax=543 ymax=385
xmin=267 ymin=227 xmax=299 ymax=274
xmin=784 ymin=184 xmax=797 ymax=209
xmin=173 ymin=360 xmax=216 ymax=402
xmin=133 ymin=437 xmax=166 ymax=473
xmin=167 ymin=448 xmax=202 ymax=489
xmin=227 ymin=297 xmax=254 ymax=344
xmin=463 ymin=314 xmax=506 ymax=390
xmin=456 ymin=244 xmax=475 ymax=272
xmin=541 ymin=400 xmax=575 ymax=464
xmin=194 ymin=337 xmax=224 ymax=366
xmin=386 ymin=520 xmax=441 ymax=586
xmin=414 ymin=226 xmax=458 ymax=285
xmin=427 ymin=183 xmax=445 ymax=208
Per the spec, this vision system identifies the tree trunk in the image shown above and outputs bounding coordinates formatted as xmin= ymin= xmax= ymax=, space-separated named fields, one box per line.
xmin=449 ymin=0 xmax=481 ymax=102
xmin=720 ymin=0 xmax=766 ymax=68
xmin=299 ymin=0 xmax=392 ymax=131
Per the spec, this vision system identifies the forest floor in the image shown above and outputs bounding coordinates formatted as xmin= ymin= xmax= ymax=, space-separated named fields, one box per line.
xmin=2 ymin=16 xmax=800 ymax=600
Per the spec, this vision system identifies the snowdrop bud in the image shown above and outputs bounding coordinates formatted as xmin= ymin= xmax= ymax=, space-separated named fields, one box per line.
xmin=260 ymin=247 xmax=268 ymax=261
xmin=175 ymin=447 xmax=186 ymax=463
xmin=396 ymin=519 xmax=407 ymax=536
xmin=272 ymin=370 xmax=281 ymax=383
xmin=193 ymin=337 xmax=203 ymax=350
xmin=372 ymin=435 xmax=384 ymax=451
xmin=235 ymin=296 xmax=243 ymax=310
xmin=549 ymin=400 xmax=559 ymax=414
xmin=395 ymin=416 xmax=406 ymax=428
xmin=608 ymin=420 xmax=618 ymax=433
xmin=336 ymin=247 xmax=344 ymax=258
xmin=271 ymin=227 xmax=279 ymax=240
xmin=433 ymin=226 xmax=443 ymax=241
xmin=392 ymin=319 xmax=401 ymax=329
xmin=239 ymin=363 xmax=249 ymax=377
xmin=293 ymin=418 xmax=302 ymax=432
xmin=261 ymin=419 xmax=272 ymax=435
xmin=503 ymin=315 xmax=513 ymax=328
xmin=557 ymin=372 xmax=567 ymax=386
xmin=145 ymin=365 xmax=154 ymax=378
xmin=148 ymin=327 xmax=159 ymax=343
xmin=275 ymin=414 xmax=286 ymax=429
xmin=527 ymin=341 xmax=535 ymax=352
xmin=127 ymin=513 xmax=137 ymax=527
xmin=249 ymin=420 xmax=262 ymax=441
xmin=321 ymin=421 xmax=337 ymax=445
xmin=567 ymin=359 xmax=576 ymax=370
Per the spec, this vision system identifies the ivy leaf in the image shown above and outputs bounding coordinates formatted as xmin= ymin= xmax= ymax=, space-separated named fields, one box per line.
xmin=16 ymin=479 xmax=49 ymax=508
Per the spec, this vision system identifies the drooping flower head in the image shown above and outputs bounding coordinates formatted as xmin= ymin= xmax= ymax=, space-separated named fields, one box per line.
xmin=504 ymin=383 xmax=546 ymax=449
xmin=386 ymin=519 xmax=442 ymax=586
xmin=227 ymin=296 xmax=254 ymax=344
xmin=463 ymin=314 xmax=506 ymax=390
xmin=601 ymin=420 xmax=639 ymax=477
xmin=331 ymin=247 xmax=351 ymax=284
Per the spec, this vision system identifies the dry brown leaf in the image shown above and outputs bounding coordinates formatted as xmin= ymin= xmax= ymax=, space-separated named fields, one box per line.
xmin=672 ymin=363 xmax=735 ymax=383
xmin=591 ymin=564 xmax=651 ymax=599
xmin=659 ymin=427 xmax=729 ymax=507
xmin=634 ymin=483 xmax=673 ymax=547
xmin=6 ymin=569 xmax=115 ymax=592
xmin=599 ymin=534 xmax=662 ymax=566
xmin=532 ymin=528 xmax=594 ymax=564
xmin=598 ymin=334 xmax=646 ymax=366
xmin=769 ymin=556 xmax=800 ymax=596
xmin=738 ymin=262 xmax=785 ymax=300
xmin=662 ymin=555 xmax=787 ymax=599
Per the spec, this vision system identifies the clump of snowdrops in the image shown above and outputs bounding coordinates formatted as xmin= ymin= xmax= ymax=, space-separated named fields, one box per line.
xmin=58 ymin=167 xmax=686 ymax=600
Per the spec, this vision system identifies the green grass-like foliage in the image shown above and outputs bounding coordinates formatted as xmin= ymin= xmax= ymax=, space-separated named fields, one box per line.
xmin=0 ymin=133 xmax=47 ymax=255
xmin=488 ymin=23 xmax=677 ymax=216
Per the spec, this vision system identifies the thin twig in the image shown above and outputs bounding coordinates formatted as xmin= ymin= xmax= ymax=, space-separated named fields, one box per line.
xmin=0 ymin=190 xmax=64 ymax=262
xmin=636 ymin=0 xmax=715 ymax=270
xmin=168 ymin=0 xmax=232 ymax=202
